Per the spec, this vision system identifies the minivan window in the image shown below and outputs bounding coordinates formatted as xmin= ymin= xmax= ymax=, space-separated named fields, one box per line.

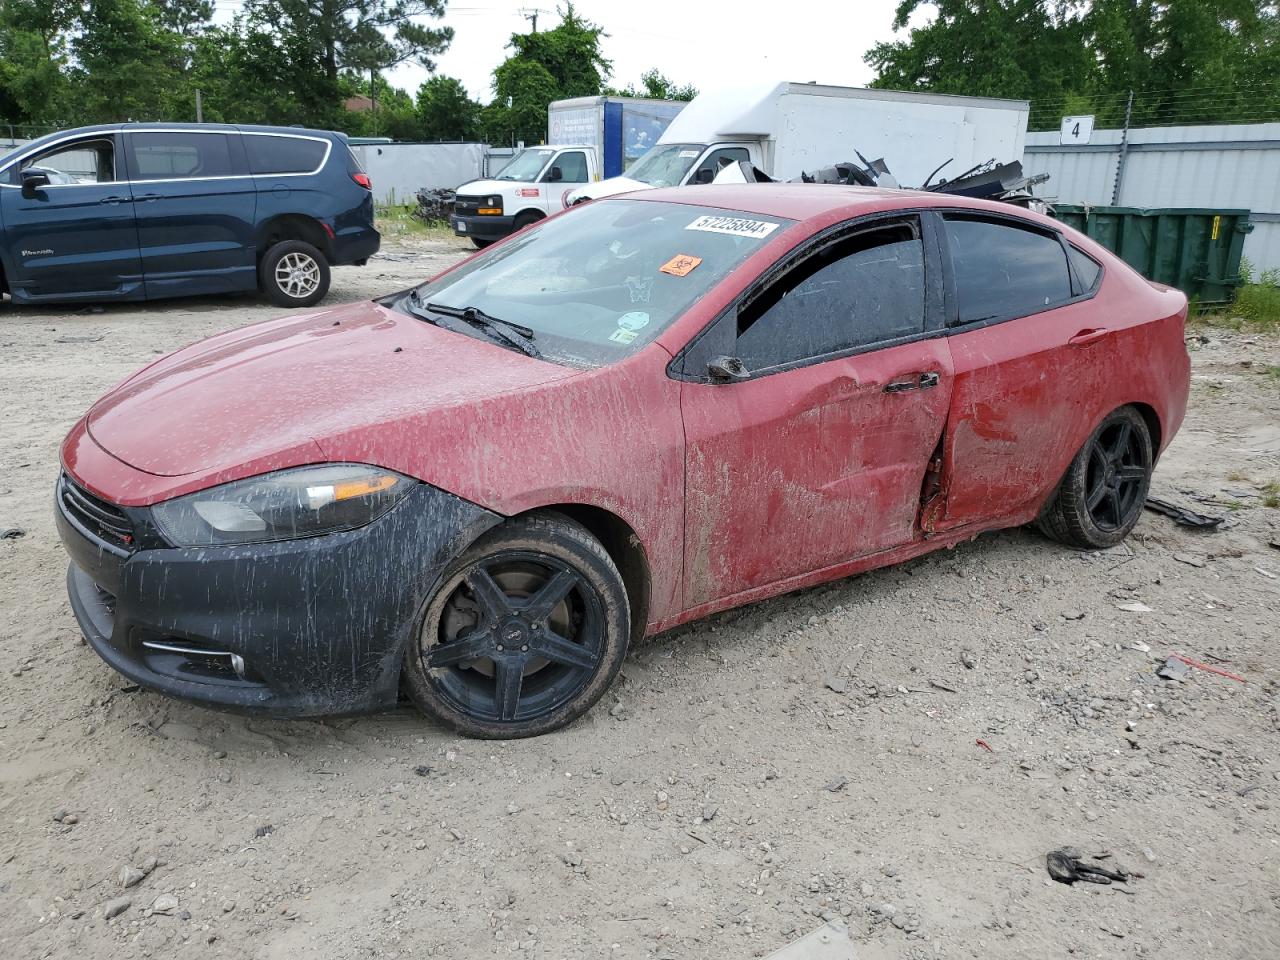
xmin=128 ymin=132 xmax=235 ymax=180
xmin=944 ymin=216 xmax=1072 ymax=324
xmin=736 ymin=219 xmax=926 ymax=369
xmin=244 ymin=135 xmax=327 ymax=175
xmin=15 ymin=138 xmax=116 ymax=184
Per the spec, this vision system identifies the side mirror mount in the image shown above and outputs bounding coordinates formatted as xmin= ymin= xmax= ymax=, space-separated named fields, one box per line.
xmin=547 ymin=165 xmax=563 ymax=182
xmin=20 ymin=168 xmax=50 ymax=198
xmin=707 ymin=355 xmax=750 ymax=383
xmin=693 ymin=167 xmax=714 ymax=185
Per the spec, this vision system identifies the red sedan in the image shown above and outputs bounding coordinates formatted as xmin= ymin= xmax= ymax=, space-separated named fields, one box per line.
xmin=56 ymin=185 xmax=1190 ymax=737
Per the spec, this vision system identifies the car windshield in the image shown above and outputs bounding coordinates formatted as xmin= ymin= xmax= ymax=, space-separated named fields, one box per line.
xmin=403 ymin=199 xmax=795 ymax=367
xmin=494 ymin=147 xmax=556 ymax=181
xmin=626 ymin=143 xmax=707 ymax=187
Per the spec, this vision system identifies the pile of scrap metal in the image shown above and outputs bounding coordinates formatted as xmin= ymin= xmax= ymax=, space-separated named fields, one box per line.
xmin=413 ymin=187 xmax=456 ymax=222
xmin=713 ymin=152 xmax=1049 ymax=212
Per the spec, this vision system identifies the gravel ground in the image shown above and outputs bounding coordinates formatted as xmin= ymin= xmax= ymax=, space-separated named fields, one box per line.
xmin=1 ymin=236 xmax=1278 ymax=960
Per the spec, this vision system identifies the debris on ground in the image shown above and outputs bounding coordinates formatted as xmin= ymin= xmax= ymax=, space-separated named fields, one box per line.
xmin=1046 ymin=848 xmax=1132 ymax=885
xmin=1144 ymin=497 xmax=1224 ymax=529
xmin=0 ymin=527 xmax=25 ymax=540
xmin=1167 ymin=653 xmax=1246 ymax=683
xmin=413 ymin=187 xmax=455 ymax=222
xmin=1116 ymin=601 xmax=1154 ymax=613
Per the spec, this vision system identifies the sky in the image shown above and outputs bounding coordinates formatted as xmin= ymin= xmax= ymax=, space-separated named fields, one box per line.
xmin=213 ymin=0 xmax=925 ymax=103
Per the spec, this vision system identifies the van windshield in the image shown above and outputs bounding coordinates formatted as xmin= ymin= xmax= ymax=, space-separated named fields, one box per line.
xmin=494 ymin=147 xmax=556 ymax=182
xmin=626 ymin=143 xmax=707 ymax=187
xmin=401 ymin=199 xmax=794 ymax=368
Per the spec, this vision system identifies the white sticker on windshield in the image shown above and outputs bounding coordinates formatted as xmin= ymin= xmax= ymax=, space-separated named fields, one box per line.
xmin=678 ymin=149 xmax=699 ymax=158
xmin=617 ymin=311 xmax=650 ymax=331
xmin=685 ymin=215 xmax=780 ymax=239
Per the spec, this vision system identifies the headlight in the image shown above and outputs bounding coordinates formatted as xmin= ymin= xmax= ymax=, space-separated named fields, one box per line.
xmin=486 ymin=196 xmax=500 ymax=207
xmin=151 ymin=464 xmax=415 ymax=547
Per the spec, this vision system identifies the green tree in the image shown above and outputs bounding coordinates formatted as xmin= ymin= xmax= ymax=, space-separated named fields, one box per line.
xmin=71 ymin=0 xmax=187 ymax=122
xmin=246 ymin=0 xmax=453 ymax=87
xmin=416 ymin=75 xmax=481 ymax=140
xmin=483 ymin=3 xmax=612 ymax=144
xmin=0 ymin=0 xmax=77 ymax=124
xmin=605 ymin=69 xmax=697 ymax=101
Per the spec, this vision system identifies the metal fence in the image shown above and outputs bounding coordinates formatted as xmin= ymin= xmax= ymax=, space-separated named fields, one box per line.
xmin=1024 ymin=122 xmax=1280 ymax=274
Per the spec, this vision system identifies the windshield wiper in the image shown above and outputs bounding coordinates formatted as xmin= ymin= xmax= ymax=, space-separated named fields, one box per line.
xmin=424 ymin=301 xmax=542 ymax=359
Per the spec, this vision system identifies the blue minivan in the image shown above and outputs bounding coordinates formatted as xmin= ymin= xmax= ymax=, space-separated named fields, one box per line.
xmin=0 ymin=123 xmax=380 ymax=308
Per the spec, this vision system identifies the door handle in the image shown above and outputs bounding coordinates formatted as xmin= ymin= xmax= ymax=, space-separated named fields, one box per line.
xmin=1068 ymin=327 xmax=1109 ymax=347
xmin=134 ymin=193 xmax=163 ymax=202
xmin=884 ymin=371 xmax=940 ymax=394
xmin=99 ymin=195 xmax=129 ymax=204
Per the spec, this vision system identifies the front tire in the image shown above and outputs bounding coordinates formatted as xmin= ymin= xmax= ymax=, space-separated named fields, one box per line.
xmin=259 ymin=240 xmax=330 ymax=307
xmin=1039 ymin=406 xmax=1153 ymax=549
xmin=403 ymin=513 xmax=630 ymax=739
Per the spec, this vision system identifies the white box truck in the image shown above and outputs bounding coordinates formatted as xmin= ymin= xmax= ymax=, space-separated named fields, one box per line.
xmin=565 ymin=81 xmax=1030 ymax=204
xmin=451 ymin=95 xmax=686 ymax=247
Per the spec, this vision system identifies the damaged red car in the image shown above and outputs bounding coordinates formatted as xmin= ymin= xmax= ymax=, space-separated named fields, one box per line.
xmin=57 ymin=185 xmax=1190 ymax=737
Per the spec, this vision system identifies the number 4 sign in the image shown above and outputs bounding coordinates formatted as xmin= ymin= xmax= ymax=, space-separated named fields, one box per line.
xmin=1060 ymin=115 xmax=1095 ymax=145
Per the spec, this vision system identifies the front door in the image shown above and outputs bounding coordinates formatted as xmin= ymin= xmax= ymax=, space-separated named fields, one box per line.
xmin=123 ymin=130 xmax=258 ymax=298
xmin=0 ymin=133 xmax=143 ymax=301
xmin=678 ymin=215 xmax=953 ymax=608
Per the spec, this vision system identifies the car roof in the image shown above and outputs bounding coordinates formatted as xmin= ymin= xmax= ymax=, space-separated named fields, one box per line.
xmin=622 ymin=183 xmax=1055 ymax=229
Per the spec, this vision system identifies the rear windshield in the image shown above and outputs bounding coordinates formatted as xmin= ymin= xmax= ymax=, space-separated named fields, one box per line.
xmin=401 ymin=199 xmax=795 ymax=367
xmin=244 ymin=134 xmax=327 ymax=175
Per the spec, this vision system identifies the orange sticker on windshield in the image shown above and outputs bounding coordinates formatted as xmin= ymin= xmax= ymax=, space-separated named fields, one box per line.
xmin=660 ymin=254 xmax=703 ymax=277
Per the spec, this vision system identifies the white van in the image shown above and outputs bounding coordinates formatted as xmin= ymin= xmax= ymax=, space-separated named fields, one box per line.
xmin=565 ymin=81 xmax=1030 ymax=203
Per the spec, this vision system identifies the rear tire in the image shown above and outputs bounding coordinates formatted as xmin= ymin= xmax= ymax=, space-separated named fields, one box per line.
xmin=403 ymin=513 xmax=630 ymax=739
xmin=470 ymin=238 xmax=493 ymax=249
xmin=259 ymin=240 xmax=330 ymax=308
xmin=1038 ymin=406 xmax=1153 ymax=549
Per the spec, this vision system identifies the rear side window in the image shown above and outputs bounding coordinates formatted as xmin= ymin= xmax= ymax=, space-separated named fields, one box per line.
xmin=128 ymin=133 xmax=234 ymax=180
xmin=735 ymin=219 xmax=926 ymax=370
xmin=944 ymin=217 xmax=1072 ymax=324
xmin=1068 ymin=244 xmax=1102 ymax=292
xmin=244 ymin=135 xmax=327 ymax=175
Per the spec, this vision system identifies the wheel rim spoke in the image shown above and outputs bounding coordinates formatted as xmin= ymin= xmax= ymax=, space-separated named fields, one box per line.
xmin=1105 ymin=489 xmax=1122 ymax=526
xmin=465 ymin=568 xmax=513 ymax=622
xmin=522 ymin=569 xmax=577 ymax=621
xmin=426 ymin=629 xmax=492 ymax=668
xmin=493 ymin=658 xmax=524 ymax=721
xmin=1086 ymin=480 xmax=1108 ymax=511
xmin=1116 ymin=465 xmax=1146 ymax=481
xmin=532 ymin=626 xmax=599 ymax=669
xmin=1107 ymin=421 xmax=1131 ymax=458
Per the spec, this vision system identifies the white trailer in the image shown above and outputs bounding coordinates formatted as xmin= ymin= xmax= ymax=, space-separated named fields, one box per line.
xmin=566 ymin=81 xmax=1029 ymax=203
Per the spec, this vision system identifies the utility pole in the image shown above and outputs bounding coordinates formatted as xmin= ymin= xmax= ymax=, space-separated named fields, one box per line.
xmin=519 ymin=7 xmax=546 ymax=31
xmin=195 ymin=88 xmax=203 ymax=123
xmin=1111 ymin=89 xmax=1134 ymax=206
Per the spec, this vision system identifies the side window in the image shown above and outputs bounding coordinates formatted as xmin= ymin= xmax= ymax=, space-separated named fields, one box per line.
xmin=128 ymin=133 xmax=234 ymax=181
xmin=693 ymin=147 xmax=751 ymax=184
xmin=15 ymin=138 xmax=116 ymax=184
xmin=944 ymin=217 xmax=1072 ymax=324
xmin=552 ymin=151 xmax=588 ymax=183
xmin=735 ymin=219 xmax=926 ymax=370
xmin=244 ymin=135 xmax=327 ymax=175
xmin=1068 ymin=244 xmax=1102 ymax=292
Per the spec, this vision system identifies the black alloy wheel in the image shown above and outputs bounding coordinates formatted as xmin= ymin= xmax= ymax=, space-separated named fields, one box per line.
xmin=1083 ymin=418 xmax=1148 ymax=531
xmin=403 ymin=513 xmax=630 ymax=738
xmin=1038 ymin=405 xmax=1154 ymax=549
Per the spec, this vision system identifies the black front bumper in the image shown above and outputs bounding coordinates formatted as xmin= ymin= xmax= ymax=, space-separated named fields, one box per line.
xmin=58 ymin=480 xmax=500 ymax=717
xmin=451 ymin=214 xmax=516 ymax=243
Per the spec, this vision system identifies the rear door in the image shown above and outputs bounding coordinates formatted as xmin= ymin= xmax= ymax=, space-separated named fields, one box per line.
xmin=0 ymin=133 xmax=142 ymax=300
xmin=932 ymin=214 xmax=1107 ymax=530
xmin=678 ymin=214 xmax=953 ymax=608
xmin=124 ymin=130 xmax=258 ymax=297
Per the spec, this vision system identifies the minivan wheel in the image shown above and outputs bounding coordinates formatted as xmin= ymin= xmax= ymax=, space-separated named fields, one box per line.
xmin=471 ymin=238 xmax=493 ymax=249
xmin=260 ymin=240 xmax=330 ymax=307
xmin=1038 ymin=406 xmax=1153 ymax=549
xmin=403 ymin=513 xmax=630 ymax=739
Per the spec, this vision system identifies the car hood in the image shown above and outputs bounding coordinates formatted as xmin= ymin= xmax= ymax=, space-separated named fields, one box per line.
xmin=458 ymin=178 xmax=531 ymax=194
xmin=85 ymin=300 xmax=579 ymax=478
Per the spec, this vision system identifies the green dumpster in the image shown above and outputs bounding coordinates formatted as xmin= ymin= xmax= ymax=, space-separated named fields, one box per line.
xmin=1051 ymin=205 xmax=1252 ymax=304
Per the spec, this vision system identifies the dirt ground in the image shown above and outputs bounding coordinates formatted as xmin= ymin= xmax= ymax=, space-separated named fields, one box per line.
xmin=1 ymin=235 xmax=1278 ymax=960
